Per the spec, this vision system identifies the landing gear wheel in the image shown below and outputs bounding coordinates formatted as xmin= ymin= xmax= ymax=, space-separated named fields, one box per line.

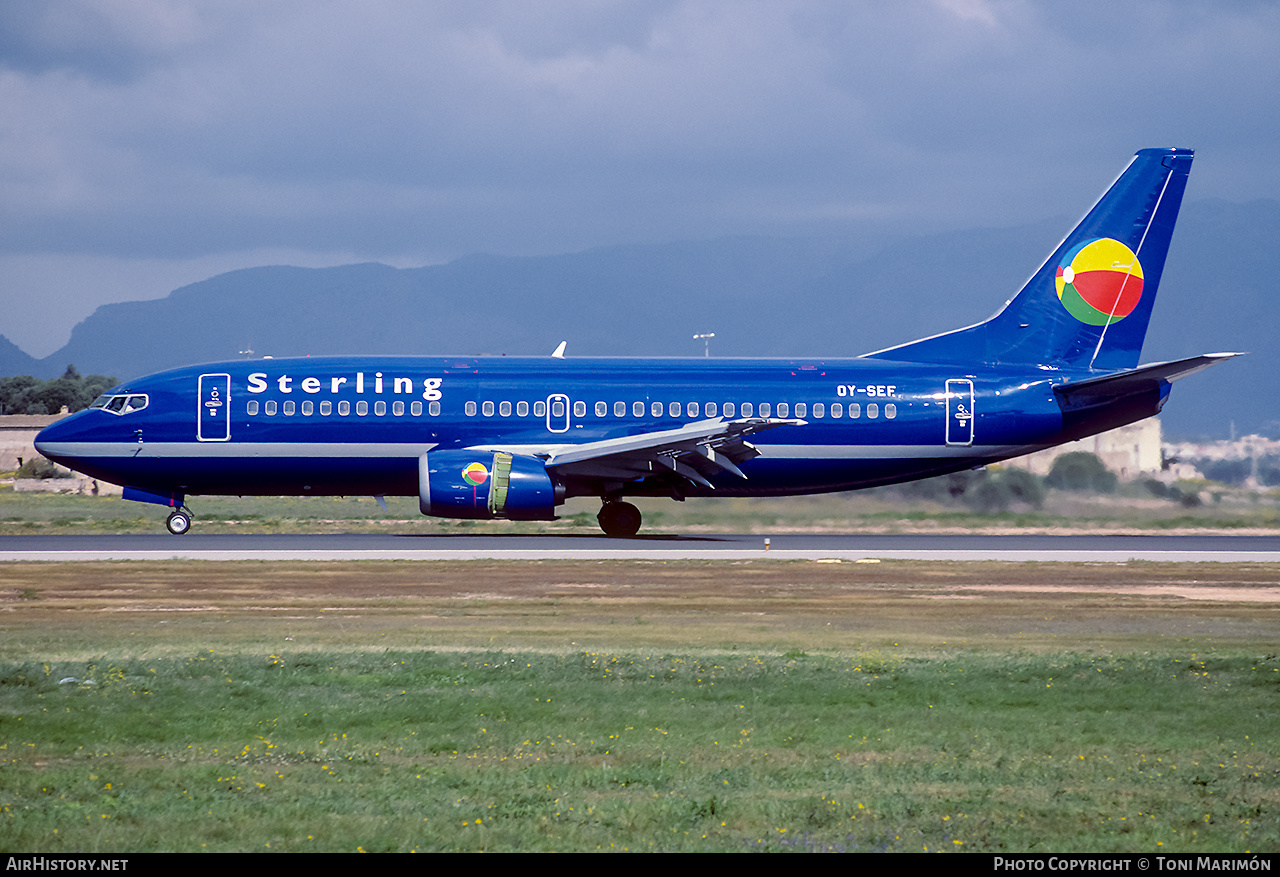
xmin=597 ymin=501 xmax=641 ymax=538
xmin=165 ymin=509 xmax=192 ymax=535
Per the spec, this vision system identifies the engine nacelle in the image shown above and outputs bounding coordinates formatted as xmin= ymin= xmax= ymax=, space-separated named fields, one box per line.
xmin=419 ymin=450 xmax=562 ymax=520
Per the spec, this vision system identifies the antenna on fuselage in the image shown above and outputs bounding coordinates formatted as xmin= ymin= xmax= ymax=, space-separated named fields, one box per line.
xmin=551 ymin=341 xmax=567 ymax=359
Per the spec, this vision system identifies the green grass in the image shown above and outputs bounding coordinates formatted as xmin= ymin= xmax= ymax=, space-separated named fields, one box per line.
xmin=2 ymin=550 xmax=1276 ymax=852
xmin=3 ymin=484 xmax=1280 ymax=535
xmin=2 ymin=649 xmax=1277 ymax=852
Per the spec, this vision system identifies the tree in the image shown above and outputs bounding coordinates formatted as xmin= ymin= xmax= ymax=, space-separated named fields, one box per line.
xmin=886 ymin=466 xmax=1046 ymax=512
xmin=962 ymin=467 xmax=1046 ymax=512
xmin=1045 ymin=452 xmax=1118 ymax=493
xmin=0 ymin=368 xmax=118 ymax=415
xmin=0 ymin=375 xmax=41 ymax=414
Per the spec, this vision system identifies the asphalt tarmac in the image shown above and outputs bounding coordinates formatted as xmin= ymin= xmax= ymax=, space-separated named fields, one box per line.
xmin=3 ymin=533 xmax=1280 ymax=562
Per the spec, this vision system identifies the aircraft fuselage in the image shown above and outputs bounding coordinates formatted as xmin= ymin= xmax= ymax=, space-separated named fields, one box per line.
xmin=36 ymin=354 xmax=1138 ymax=500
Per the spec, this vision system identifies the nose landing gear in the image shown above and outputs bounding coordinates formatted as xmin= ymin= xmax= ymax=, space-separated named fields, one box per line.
xmin=597 ymin=500 xmax=641 ymax=538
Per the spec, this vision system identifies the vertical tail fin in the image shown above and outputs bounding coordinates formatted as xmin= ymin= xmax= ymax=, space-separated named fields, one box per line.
xmin=866 ymin=148 xmax=1194 ymax=371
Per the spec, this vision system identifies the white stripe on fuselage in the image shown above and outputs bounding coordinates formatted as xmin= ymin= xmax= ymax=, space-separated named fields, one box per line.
xmin=467 ymin=442 xmax=1045 ymax=461
xmin=40 ymin=440 xmax=1048 ymax=462
xmin=37 ymin=441 xmax=440 ymax=458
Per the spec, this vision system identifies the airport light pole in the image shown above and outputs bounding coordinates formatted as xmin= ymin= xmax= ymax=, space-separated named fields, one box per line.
xmin=693 ymin=333 xmax=715 ymax=357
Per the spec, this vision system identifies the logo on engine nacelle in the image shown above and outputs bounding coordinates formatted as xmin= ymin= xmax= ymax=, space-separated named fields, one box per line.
xmin=462 ymin=462 xmax=488 ymax=486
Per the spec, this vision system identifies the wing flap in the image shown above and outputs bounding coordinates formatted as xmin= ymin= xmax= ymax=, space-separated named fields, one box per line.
xmin=545 ymin=417 xmax=803 ymax=487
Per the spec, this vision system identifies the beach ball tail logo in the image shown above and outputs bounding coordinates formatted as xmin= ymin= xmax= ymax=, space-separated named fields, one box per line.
xmin=1054 ymin=238 xmax=1144 ymax=326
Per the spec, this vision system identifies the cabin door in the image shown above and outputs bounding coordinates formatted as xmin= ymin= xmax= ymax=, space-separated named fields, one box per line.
xmin=945 ymin=379 xmax=974 ymax=446
xmin=198 ymin=373 xmax=231 ymax=441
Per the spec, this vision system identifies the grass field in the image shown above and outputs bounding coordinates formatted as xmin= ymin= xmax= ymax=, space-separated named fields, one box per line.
xmin=3 ymin=484 xmax=1280 ymax=536
xmin=2 ymin=560 xmax=1278 ymax=852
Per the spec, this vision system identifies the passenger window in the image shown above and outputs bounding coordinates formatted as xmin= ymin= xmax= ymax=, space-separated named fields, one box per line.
xmin=595 ymin=401 xmax=607 ymax=417
xmin=534 ymin=401 xmax=546 ymax=417
xmin=705 ymin=402 xmax=717 ymax=417
xmin=687 ymin=402 xmax=699 ymax=418
xmin=651 ymin=402 xmax=663 ymax=417
xmin=482 ymin=401 xmax=494 ymax=417
xmin=283 ymin=400 xmax=295 ymax=416
xmin=338 ymin=401 xmax=350 ymax=416
xmin=633 ymin=401 xmax=644 ymax=417
xmin=741 ymin=402 xmax=754 ymax=417
xmin=320 ymin=401 xmax=332 ymax=415
xmin=517 ymin=401 xmax=529 ymax=417
xmin=302 ymin=401 xmax=313 ymax=415
xmin=247 ymin=400 xmax=259 ymax=416
xmin=831 ymin=402 xmax=843 ymax=418
xmin=777 ymin=402 xmax=789 ymax=418
xmin=849 ymin=402 xmax=860 ymax=419
xmin=723 ymin=402 xmax=735 ymax=417
xmin=500 ymin=401 xmax=511 ymax=417
xmin=356 ymin=401 xmax=368 ymax=416
xmin=374 ymin=401 xmax=386 ymax=416
xmin=465 ymin=401 xmax=477 ymax=416
xmin=885 ymin=403 xmax=897 ymax=419
xmin=812 ymin=402 xmax=824 ymax=418
xmin=668 ymin=402 xmax=680 ymax=417
xmin=573 ymin=400 xmax=586 ymax=417
xmin=552 ymin=399 xmax=565 ymax=417
xmin=867 ymin=403 xmax=879 ymax=419
xmin=392 ymin=400 xmax=403 ymax=416
xmin=614 ymin=401 xmax=625 ymax=417
xmin=794 ymin=402 xmax=806 ymax=417
xmin=759 ymin=402 xmax=771 ymax=418
xmin=265 ymin=400 xmax=277 ymax=416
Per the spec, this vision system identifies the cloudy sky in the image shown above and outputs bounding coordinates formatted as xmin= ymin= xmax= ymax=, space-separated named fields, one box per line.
xmin=3 ymin=0 xmax=1279 ymax=357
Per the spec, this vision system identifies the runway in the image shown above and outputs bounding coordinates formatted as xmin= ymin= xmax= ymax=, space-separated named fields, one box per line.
xmin=4 ymin=532 xmax=1280 ymax=562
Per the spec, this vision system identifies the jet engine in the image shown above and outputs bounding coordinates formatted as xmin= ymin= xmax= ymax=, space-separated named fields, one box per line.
xmin=419 ymin=450 xmax=562 ymax=520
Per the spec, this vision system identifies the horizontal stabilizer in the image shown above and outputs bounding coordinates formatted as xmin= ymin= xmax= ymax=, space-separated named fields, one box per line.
xmin=1054 ymin=352 xmax=1243 ymax=401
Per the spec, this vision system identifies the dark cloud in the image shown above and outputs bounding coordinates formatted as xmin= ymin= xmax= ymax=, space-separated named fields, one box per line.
xmin=0 ymin=1 xmax=202 ymax=81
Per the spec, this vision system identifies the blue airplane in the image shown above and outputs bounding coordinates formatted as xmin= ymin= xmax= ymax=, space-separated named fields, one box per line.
xmin=35 ymin=148 xmax=1236 ymax=537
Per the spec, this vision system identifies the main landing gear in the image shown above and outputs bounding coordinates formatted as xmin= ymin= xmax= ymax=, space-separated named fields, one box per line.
xmin=597 ymin=500 xmax=642 ymax=538
xmin=165 ymin=507 xmax=193 ymax=535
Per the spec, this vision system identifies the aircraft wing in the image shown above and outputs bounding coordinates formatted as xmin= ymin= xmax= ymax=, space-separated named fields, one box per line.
xmin=542 ymin=417 xmax=804 ymax=489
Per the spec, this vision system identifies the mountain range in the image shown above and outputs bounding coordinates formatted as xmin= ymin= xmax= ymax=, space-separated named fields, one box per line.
xmin=2 ymin=198 xmax=1274 ymax=440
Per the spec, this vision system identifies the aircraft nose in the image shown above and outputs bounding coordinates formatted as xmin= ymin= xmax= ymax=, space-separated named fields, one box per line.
xmin=34 ymin=411 xmax=87 ymax=464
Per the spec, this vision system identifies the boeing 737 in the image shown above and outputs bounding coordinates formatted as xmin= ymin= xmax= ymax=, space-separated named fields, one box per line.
xmin=35 ymin=148 xmax=1237 ymax=537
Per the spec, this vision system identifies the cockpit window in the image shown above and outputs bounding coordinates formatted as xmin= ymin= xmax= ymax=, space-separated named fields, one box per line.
xmin=95 ymin=394 xmax=148 ymax=415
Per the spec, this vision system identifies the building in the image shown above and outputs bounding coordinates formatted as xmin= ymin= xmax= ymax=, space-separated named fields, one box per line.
xmin=0 ymin=414 xmax=59 ymax=471
xmin=0 ymin=413 xmax=121 ymax=494
xmin=1003 ymin=418 xmax=1163 ymax=481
